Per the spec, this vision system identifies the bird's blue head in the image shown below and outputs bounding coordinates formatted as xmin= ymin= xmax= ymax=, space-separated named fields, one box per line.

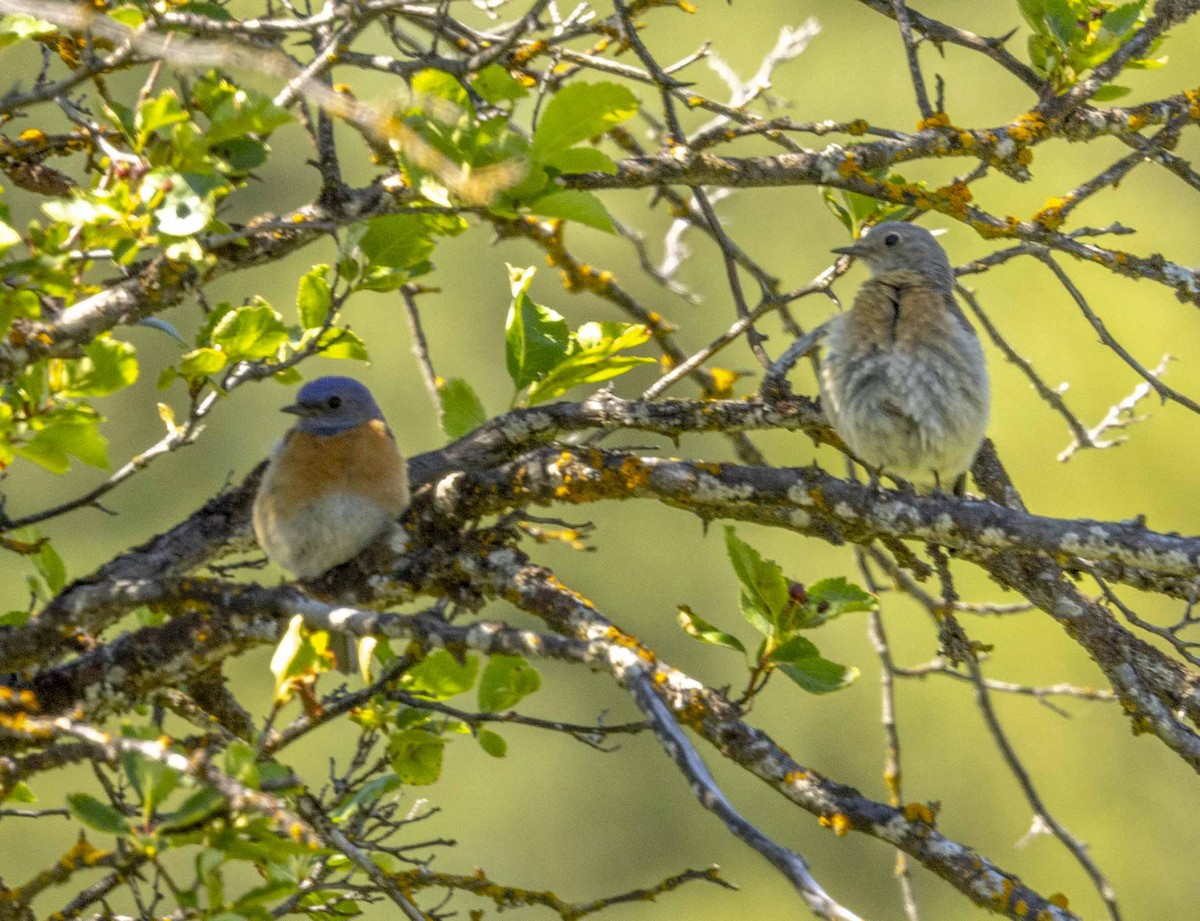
xmin=282 ymin=376 xmax=386 ymax=435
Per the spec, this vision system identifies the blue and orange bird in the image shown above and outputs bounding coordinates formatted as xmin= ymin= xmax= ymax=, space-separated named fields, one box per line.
xmin=253 ymin=376 xmax=409 ymax=669
xmin=820 ymin=223 xmax=990 ymax=492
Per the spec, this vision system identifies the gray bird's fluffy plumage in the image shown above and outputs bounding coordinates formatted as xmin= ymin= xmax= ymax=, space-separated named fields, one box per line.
xmin=820 ymin=223 xmax=989 ymax=489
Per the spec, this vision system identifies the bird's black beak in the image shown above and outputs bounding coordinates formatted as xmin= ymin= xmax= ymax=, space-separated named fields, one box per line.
xmin=281 ymin=401 xmax=320 ymax=417
xmin=831 ymin=242 xmax=870 ymax=258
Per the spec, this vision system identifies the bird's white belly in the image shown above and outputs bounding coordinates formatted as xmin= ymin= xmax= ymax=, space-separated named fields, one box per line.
xmin=258 ymin=491 xmax=395 ymax=579
xmin=821 ymin=335 xmax=989 ymax=485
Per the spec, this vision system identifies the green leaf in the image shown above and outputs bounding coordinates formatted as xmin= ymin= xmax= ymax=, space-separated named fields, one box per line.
xmin=724 ymin=527 xmax=790 ymax=636
xmin=437 ymin=377 xmax=487 ymax=440
xmin=803 ymin=577 xmax=877 ymax=627
xmin=270 ymin=615 xmax=330 ymax=703
xmin=525 ymin=320 xmax=654 ymax=404
xmin=204 ymin=89 xmax=291 ymax=145
xmin=478 ymin=655 xmax=541 ymax=712
xmin=532 ymin=82 xmax=638 ymax=158
xmin=312 ymin=327 xmax=369 ymax=361
xmin=0 ymin=289 xmax=39 ymax=331
xmin=528 ymin=190 xmax=614 ymax=233
xmin=777 ymin=657 xmax=860 ymax=695
xmin=540 ymin=146 xmax=618 ymax=175
xmin=1099 ymin=2 xmax=1144 ymax=41
xmin=67 ymin=793 xmax=131 ymax=835
xmin=403 ymin=649 xmax=479 ymax=701
xmin=178 ymin=347 xmax=227 ymax=382
xmin=211 ymin=303 xmax=288 ymax=361
xmin=0 ymin=14 xmax=55 ymax=49
xmin=331 ymin=773 xmax=402 ymax=822
xmin=32 ymin=537 xmax=66 ymax=594
xmin=0 ymin=220 xmax=20 ymax=252
xmin=477 ymin=729 xmax=507 ymax=758
xmin=504 ymin=265 xmax=571 ymax=391
xmin=4 ymin=781 xmax=35 ymax=803
xmin=1092 ymin=84 xmax=1132 ymax=100
xmin=159 ymin=787 xmax=224 ymax=831
xmin=412 ymin=68 xmax=471 ymax=109
xmin=767 ymin=634 xmax=821 ymax=664
xmin=223 ymin=741 xmax=260 ymax=789
xmin=387 ymin=729 xmax=445 ymax=785
xmin=121 ymin=745 xmax=181 ymax=822
xmin=472 ymin=65 xmax=529 ymax=104
xmin=0 ymin=610 xmax=29 ymax=627
xmin=136 ymin=90 xmax=189 ymax=145
xmin=677 ymin=605 xmax=747 ymax=654
xmin=355 ymin=214 xmax=440 ymax=272
xmin=58 ymin=335 xmax=139 ymax=398
xmin=18 ymin=415 xmax=109 ymax=472
xmin=296 ymin=266 xmax=332 ymax=329
xmin=1017 ymin=0 xmax=1048 ymax=32
xmin=209 ymin=137 xmax=269 ymax=175
xmin=1044 ymin=0 xmax=1079 ymax=48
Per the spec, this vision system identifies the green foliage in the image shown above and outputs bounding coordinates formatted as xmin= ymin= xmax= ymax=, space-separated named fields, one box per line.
xmin=67 ymin=792 xmax=131 ymax=835
xmin=0 ymin=70 xmax=296 ymax=474
xmin=478 ymin=655 xmax=542 ymax=712
xmin=159 ymin=267 xmax=369 ymax=391
xmin=270 ymin=615 xmax=332 ymax=703
xmin=678 ymin=528 xmax=874 ymax=696
xmin=504 ymin=266 xmax=653 ymax=406
xmin=402 ymin=649 xmax=480 ymax=700
xmin=437 ymin=376 xmax=488 ymax=440
xmin=1018 ymin=0 xmax=1164 ymax=96
xmin=338 ymin=211 xmax=465 ymax=291
xmin=823 ymin=169 xmax=913 ymax=236
xmin=402 ymin=71 xmax=636 ymax=232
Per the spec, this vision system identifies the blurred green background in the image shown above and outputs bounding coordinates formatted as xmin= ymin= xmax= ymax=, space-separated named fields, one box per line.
xmin=5 ymin=1 xmax=1200 ymax=918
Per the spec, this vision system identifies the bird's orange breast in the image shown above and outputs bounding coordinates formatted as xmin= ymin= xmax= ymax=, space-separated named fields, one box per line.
xmin=266 ymin=419 xmax=409 ymax=519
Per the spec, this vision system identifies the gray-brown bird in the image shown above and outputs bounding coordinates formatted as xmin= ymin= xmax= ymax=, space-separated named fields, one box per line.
xmin=819 ymin=223 xmax=989 ymax=491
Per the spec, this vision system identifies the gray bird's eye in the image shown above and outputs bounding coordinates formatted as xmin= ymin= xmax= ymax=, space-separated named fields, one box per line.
xmin=884 ymin=232 xmax=900 ymax=246
xmin=327 ymin=396 xmax=342 ymax=409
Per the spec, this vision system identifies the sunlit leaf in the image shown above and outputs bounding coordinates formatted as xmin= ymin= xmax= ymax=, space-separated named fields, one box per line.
xmin=777 ymin=656 xmax=860 ymax=695
xmin=677 ymin=605 xmax=747 ymax=655
xmin=477 ymin=729 xmax=507 ymax=757
xmin=504 ymin=265 xmax=570 ymax=391
xmin=528 ymin=190 xmax=614 ymax=233
xmin=58 ymin=335 xmax=138 ymax=398
xmin=387 ymin=729 xmax=445 ymax=785
xmin=532 ymin=82 xmax=639 ymax=158
xmin=724 ymin=527 xmax=789 ymax=636
xmin=478 ymin=655 xmax=541 ymax=712
xmin=437 ymin=377 xmax=487 ymax=440
xmin=67 ymin=793 xmax=130 ymax=836
xmin=211 ymin=303 xmax=288 ymax=361
xmin=402 ymin=649 xmax=479 ymax=701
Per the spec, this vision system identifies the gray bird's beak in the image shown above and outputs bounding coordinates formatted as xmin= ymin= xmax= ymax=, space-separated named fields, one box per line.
xmin=281 ymin=401 xmax=319 ymax=417
xmin=831 ymin=242 xmax=870 ymax=258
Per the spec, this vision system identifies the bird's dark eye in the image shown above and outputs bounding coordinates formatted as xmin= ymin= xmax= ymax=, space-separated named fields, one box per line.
xmin=327 ymin=396 xmax=342 ymax=409
xmin=884 ymin=232 xmax=900 ymax=246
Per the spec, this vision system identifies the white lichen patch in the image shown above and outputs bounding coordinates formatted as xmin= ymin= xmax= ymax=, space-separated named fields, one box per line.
xmin=1055 ymin=596 xmax=1082 ymax=619
xmin=1162 ymin=260 xmax=1200 ymax=295
xmin=816 ymin=144 xmax=847 ymax=182
xmin=977 ymin=525 xmax=1008 ymax=547
xmin=994 ymin=136 xmax=1015 ymax=159
xmin=387 ymin=528 xmax=410 ymax=555
xmin=432 ymin=472 xmax=465 ymax=511
xmin=690 ymin=475 xmax=754 ymax=503
xmin=787 ymin=482 xmax=816 ymax=507
xmin=833 ymin=501 xmax=858 ymax=519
